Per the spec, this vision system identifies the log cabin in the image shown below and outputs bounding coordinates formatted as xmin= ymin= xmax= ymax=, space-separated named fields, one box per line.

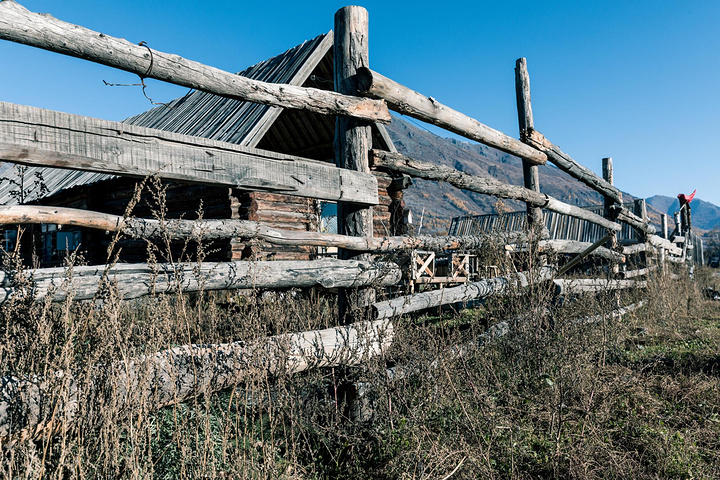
xmin=0 ymin=32 xmax=410 ymax=267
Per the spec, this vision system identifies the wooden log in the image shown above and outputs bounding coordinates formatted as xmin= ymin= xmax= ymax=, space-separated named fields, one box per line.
xmin=0 ymin=102 xmax=378 ymax=205
xmin=335 ymin=6 xmax=375 ymax=321
xmin=647 ymin=234 xmax=682 ymax=256
xmin=634 ymin=198 xmax=648 ymax=242
xmin=515 ymin=58 xmax=543 ymax=227
xmin=555 ymin=231 xmax=616 ymax=276
xmin=525 ymin=129 xmax=622 ymax=203
xmin=371 ymin=150 xmax=621 ymax=231
xmin=0 ymin=1 xmax=389 ymax=123
xmin=356 ymin=68 xmax=547 ymax=165
xmin=0 ymin=259 xmax=402 ymax=303
xmin=621 ymin=266 xmax=657 ymax=279
xmin=538 ymin=239 xmax=624 ymax=262
xmin=661 ymin=214 xmax=669 ymax=239
xmin=622 ymin=243 xmax=647 ymax=255
xmin=612 ymin=206 xmax=657 ymax=235
xmin=372 ymin=267 xmax=554 ymax=319
xmin=0 ymin=318 xmax=393 ymax=442
xmin=553 ymin=278 xmax=646 ymax=296
xmin=0 ymin=205 xmax=501 ymax=252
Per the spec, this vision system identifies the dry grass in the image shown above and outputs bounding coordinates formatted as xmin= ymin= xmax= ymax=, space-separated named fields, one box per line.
xmin=2 ymin=203 xmax=720 ymax=478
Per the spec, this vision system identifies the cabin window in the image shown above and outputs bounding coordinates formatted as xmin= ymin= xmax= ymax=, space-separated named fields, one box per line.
xmin=2 ymin=229 xmax=17 ymax=252
xmin=319 ymin=202 xmax=338 ymax=234
xmin=40 ymin=224 xmax=81 ymax=262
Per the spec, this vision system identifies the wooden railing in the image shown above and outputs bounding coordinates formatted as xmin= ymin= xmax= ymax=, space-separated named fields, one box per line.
xmin=0 ymin=1 xmax=699 ymax=441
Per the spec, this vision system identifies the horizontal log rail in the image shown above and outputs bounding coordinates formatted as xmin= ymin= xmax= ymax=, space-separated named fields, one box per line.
xmin=0 ymin=259 xmax=401 ymax=303
xmin=538 ymin=239 xmax=624 ymax=262
xmin=0 ymin=1 xmax=390 ymax=123
xmin=1 ymin=205 xmax=499 ymax=252
xmin=0 ymin=102 xmax=379 ymax=205
xmin=371 ymin=150 xmax=622 ymax=232
xmin=372 ymin=267 xmax=554 ymax=319
xmin=356 ymin=68 xmax=547 ymax=165
xmin=553 ymin=278 xmax=647 ymax=296
xmin=0 ymin=318 xmax=393 ymax=442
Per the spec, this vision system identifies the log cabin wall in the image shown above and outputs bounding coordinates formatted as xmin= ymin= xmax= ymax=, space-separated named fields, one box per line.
xmin=27 ymin=178 xmax=235 ymax=266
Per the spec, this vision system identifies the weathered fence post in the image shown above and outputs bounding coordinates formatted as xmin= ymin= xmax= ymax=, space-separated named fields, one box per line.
xmin=661 ymin=214 xmax=668 ymax=239
xmin=334 ymin=6 xmax=375 ymax=322
xmin=515 ymin=58 xmax=543 ymax=232
xmin=633 ymin=199 xmax=648 ymax=243
xmin=602 ymin=157 xmax=620 ymax=275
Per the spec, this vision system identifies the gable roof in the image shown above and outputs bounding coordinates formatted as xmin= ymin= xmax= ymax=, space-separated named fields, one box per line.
xmin=1 ymin=32 xmax=395 ymax=205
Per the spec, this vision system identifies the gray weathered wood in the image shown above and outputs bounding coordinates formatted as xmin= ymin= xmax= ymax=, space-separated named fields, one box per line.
xmin=0 ymin=318 xmax=393 ymax=442
xmin=0 ymin=1 xmax=390 ymax=123
xmin=648 ymin=234 xmax=682 ymax=256
xmin=335 ymin=6 xmax=375 ymax=320
xmin=0 ymin=205 xmax=498 ymax=252
xmin=356 ymin=68 xmax=547 ymax=165
xmin=538 ymin=239 xmax=624 ymax=262
xmin=612 ymin=205 xmax=657 ymax=235
xmin=555 ymin=231 xmax=616 ymax=276
xmin=633 ymin=198 xmax=648 ymax=242
xmin=621 ymin=266 xmax=657 ymax=279
xmin=553 ymin=278 xmax=646 ymax=296
xmin=0 ymin=259 xmax=401 ymax=304
xmin=372 ymin=267 xmax=554 ymax=320
xmin=526 ymin=129 xmax=622 ymax=203
xmin=661 ymin=214 xmax=669 ymax=239
xmin=371 ymin=150 xmax=621 ymax=231
xmin=515 ymin=58 xmax=543 ymax=227
xmin=0 ymin=102 xmax=379 ymax=205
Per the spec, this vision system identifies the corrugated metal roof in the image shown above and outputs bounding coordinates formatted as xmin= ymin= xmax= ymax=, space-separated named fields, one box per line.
xmin=0 ymin=163 xmax=111 ymax=206
xmin=1 ymin=33 xmax=333 ymax=206
xmin=123 ymin=33 xmax=331 ymax=145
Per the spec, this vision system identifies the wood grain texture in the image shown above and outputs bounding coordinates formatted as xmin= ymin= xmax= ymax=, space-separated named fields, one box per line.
xmin=0 ymin=318 xmax=393 ymax=442
xmin=0 ymin=1 xmax=390 ymax=123
xmin=372 ymin=267 xmax=554 ymax=319
xmin=553 ymin=278 xmax=646 ymax=296
xmin=515 ymin=58 xmax=543 ymax=227
xmin=334 ymin=6 xmax=375 ymax=318
xmin=371 ymin=150 xmax=621 ymax=231
xmin=0 ymin=102 xmax=379 ymax=205
xmin=357 ymin=67 xmax=547 ymax=165
xmin=0 ymin=259 xmax=402 ymax=303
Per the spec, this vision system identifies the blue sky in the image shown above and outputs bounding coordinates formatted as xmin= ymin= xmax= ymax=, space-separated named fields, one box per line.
xmin=1 ymin=1 xmax=718 ymax=204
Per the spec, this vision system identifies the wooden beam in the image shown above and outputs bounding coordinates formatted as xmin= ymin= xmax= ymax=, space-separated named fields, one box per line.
xmin=515 ymin=58 xmax=543 ymax=227
xmin=0 ymin=1 xmax=390 ymax=123
xmin=555 ymin=231 xmax=616 ymax=276
xmin=371 ymin=150 xmax=621 ymax=231
xmin=372 ymin=267 xmax=554 ymax=320
xmin=0 ymin=205 xmax=497 ymax=252
xmin=553 ymin=278 xmax=646 ymax=296
xmin=335 ymin=6 xmax=375 ymax=321
xmin=0 ymin=259 xmax=402 ymax=304
xmin=356 ymin=68 xmax=547 ymax=166
xmin=0 ymin=102 xmax=378 ymax=205
xmin=538 ymin=239 xmax=624 ymax=262
xmin=0 ymin=318 xmax=393 ymax=442
xmin=525 ymin=129 xmax=622 ymax=204
xmin=612 ymin=205 xmax=657 ymax=235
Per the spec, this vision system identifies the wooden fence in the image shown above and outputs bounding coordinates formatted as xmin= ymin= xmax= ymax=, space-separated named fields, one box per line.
xmin=0 ymin=1 xmax=699 ymax=440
